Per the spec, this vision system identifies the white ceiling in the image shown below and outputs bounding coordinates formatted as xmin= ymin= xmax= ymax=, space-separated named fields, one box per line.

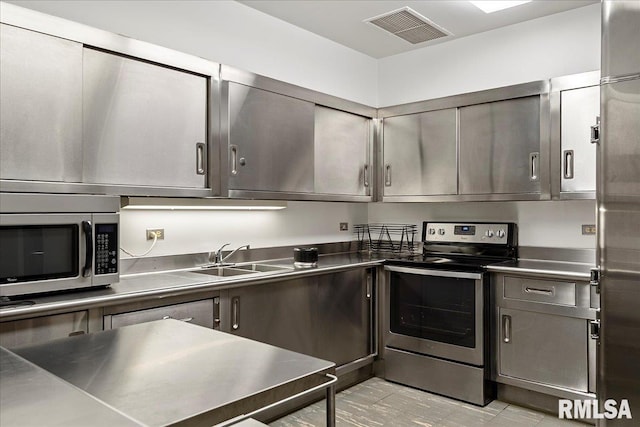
xmin=237 ymin=0 xmax=599 ymax=58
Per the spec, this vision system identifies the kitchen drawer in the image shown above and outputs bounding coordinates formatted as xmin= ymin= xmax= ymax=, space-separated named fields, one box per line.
xmin=0 ymin=311 xmax=88 ymax=348
xmin=503 ymin=276 xmax=575 ymax=306
xmin=104 ymin=299 xmax=215 ymax=330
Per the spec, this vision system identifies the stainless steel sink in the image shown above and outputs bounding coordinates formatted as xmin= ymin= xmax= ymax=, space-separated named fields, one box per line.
xmin=195 ymin=267 xmax=257 ymax=277
xmin=237 ymin=263 xmax=294 ymax=273
xmin=194 ymin=263 xmax=293 ymax=277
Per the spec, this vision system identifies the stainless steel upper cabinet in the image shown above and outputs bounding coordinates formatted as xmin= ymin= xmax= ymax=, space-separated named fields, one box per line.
xmin=382 ymin=109 xmax=457 ymax=197
xmin=560 ymin=85 xmax=599 ymax=196
xmin=82 ymin=48 xmax=208 ymax=189
xmin=0 ymin=24 xmax=83 ymax=183
xmin=227 ymin=83 xmax=315 ymax=194
xmin=314 ymin=106 xmax=371 ymax=196
xmin=459 ymin=96 xmax=541 ymax=195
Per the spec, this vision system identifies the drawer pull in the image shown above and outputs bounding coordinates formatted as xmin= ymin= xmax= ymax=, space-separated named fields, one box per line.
xmin=524 ymin=287 xmax=554 ymax=296
xmin=162 ymin=315 xmax=194 ymax=323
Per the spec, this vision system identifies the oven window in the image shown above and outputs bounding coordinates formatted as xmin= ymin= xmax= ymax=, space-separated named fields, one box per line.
xmin=390 ymin=271 xmax=476 ymax=348
xmin=0 ymin=225 xmax=79 ymax=284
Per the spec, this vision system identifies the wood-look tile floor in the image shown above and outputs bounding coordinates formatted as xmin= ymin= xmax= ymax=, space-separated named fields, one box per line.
xmin=270 ymin=377 xmax=588 ymax=427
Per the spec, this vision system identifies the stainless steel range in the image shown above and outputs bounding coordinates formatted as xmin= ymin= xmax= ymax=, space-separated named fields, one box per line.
xmin=383 ymin=221 xmax=517 ymax=406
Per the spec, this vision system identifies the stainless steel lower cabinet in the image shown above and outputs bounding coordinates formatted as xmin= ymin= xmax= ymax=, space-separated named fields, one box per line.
xmin=0 ymin=311 xmax=89 ymax=348
xmin=384 ymin=347 xmax=489 ymax=406
xmin=316 ymin=269 xmax=372 ymax=366
xmin=498 ymin=308 xmax=588 ymax=391
xmin=225 ymin=268 xmax=374 ymax=369
xmin=104 ymin=298 xmax=217 ymax=330
xmin=228 ymin=278 xmax=317 ymax=356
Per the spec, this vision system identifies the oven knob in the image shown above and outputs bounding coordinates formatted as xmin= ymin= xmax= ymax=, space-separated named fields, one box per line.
xmin=485 ymin=230 xmax=494 ymax=238
xmin=428 ymin=228 xmax=436 ymax=235
xmin=496 ymin=229 xmax=506 ymax=238
xmin=438 ymin=229 xmax=445 ymax=236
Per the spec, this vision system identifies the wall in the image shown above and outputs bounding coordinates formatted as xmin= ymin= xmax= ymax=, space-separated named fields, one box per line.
xmin=8 ymin=0 xmax=378 ymax=106
xmin=368 ymin=201 xmax=596 ymax=249
xmin=7 ymin=1 xmax=600 ymax=254
xmin=120 ymin=202 xmax=367 ymax=257
xmin=374 ymin=3 xmax=600 ymax=250
xmin=378 ymin=4 xmax=601 ymax=106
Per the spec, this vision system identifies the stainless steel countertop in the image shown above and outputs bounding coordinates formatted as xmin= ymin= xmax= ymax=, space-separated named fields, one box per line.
xmin=0 ymin=252 xmax=382 ymax=320
xmin=488 ymin=259 xmax=594 ymax=280
xmin=0 ymin=347 xmax=143 ymax=427
xmin=0 ymin=249 xmax=597 ymax=320
xmin=14 ymin=319 xmax=335 ymax=427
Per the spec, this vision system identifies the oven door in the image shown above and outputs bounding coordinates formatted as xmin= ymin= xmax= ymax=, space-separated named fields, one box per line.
xmin=384 ymin=265 xmax=486 ymax=366
xmin=0 ymin=213 xmax=92 ymax=296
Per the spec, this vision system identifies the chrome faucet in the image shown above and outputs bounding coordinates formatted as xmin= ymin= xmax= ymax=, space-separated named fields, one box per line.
xmin=209 ymin=243 xmax=250 ymax=266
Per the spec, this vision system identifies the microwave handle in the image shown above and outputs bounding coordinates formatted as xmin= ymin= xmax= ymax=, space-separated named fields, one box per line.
xmin=82 ymin=221 xmax=93 ymax=277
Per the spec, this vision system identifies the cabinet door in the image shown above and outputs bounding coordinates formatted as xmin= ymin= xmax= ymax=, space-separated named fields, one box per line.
xmin=314 ymin=106 xmax=370 ymax=196
xmin=82 ymin=48 xmax=207 ymax=188
xmin=382 ymin=109 xmax=457 ymax=196
xmin=229 ymin=278 xmax=316 ymax=356
xmin=227 ymin=83 xmax=315 ymax=193
xmin=499 ymin=308 xmax=588 ymax=391
xmin=0 ymin=312 xmax=88 ymax=348
xmin=105 ymin=299 xmax=215 ymax=330
xmin=316 ymin=269 xmax=372 ymax=366
xmin=560 ymin=86 xmax=599 ymax=193
xmin=0 ymin=24 xmax=83 ymax=183
xmin=459 ymin=96 xmax=541 ymax=195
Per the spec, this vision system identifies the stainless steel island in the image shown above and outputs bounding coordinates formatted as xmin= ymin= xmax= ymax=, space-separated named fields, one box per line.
xmin=9 ymin=319 xmax=337 ymax=426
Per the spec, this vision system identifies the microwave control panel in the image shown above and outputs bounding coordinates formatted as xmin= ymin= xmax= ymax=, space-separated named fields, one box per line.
xmin=95 ymin=223 xmax=118 ymax=275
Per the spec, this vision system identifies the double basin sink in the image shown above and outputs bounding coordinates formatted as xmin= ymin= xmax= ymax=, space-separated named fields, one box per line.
xmin=194 ymin=263 xmax=295 ymax=278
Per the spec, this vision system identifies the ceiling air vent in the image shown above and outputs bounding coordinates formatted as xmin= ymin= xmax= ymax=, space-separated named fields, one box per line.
xmin=365 ymin=7 xmax=451 ymax=44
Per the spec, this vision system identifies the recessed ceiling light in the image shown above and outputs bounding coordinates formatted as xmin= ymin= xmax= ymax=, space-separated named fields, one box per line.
xmin=470 ymin=1 xmax=532 ymax=14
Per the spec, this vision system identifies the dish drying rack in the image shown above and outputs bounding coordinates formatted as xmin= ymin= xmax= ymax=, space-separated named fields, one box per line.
xmin=354 ymin=224 xmax=418 ymax=255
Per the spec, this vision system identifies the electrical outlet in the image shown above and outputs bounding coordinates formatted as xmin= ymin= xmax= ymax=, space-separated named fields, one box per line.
xmin=146 ymin=229 xmax=165 ymax=240
xmin=339 ymin=222 xmax=349 ymax=231
xmin=582 ymin=224 xmax=596 ymax=235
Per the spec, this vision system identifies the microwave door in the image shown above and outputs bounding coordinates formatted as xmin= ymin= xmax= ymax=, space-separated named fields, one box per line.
xmin=0 ymin=213 xmax=92 ymax=296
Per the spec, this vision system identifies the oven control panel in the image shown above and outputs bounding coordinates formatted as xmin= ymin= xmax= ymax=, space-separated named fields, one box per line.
xmin=424 ymin=222 xmax=510 ymax=244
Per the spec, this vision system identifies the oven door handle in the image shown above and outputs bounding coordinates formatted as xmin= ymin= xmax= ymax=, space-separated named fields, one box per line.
xmin=384 ymin=265 xmax=483 ymax=280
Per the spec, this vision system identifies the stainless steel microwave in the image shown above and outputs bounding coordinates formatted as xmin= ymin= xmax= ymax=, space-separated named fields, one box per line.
xmin=0 ymin=193 xmax=120 ymax=297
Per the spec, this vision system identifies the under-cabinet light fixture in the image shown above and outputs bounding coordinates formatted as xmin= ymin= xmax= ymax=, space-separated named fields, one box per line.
xmin=120 ymin=197 xmax=287 ymax=211
xmin=469 ymin=1 xmax=532 ymax=14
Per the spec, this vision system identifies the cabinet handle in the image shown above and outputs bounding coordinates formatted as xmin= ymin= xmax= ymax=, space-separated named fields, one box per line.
xmin=232 ymin=296 xmax=240 ymax=330
xmin=590 ymin=116 xmax=600 ymax=144
xmin=363 ymin=164 xmax=370 ymax=188
xmin=213 ymin=296 xmax=220 ymax=329
xmin=384 ymin=164 xmax=392 ymax=186
xmin=366 ymin=272 xmax=372 ymax=299
xmin=529 ymin=152 xmax=539 ymax=181
xmin=563 ymin=150 xmax=574 ymax=179
xmin=502 ymin=314 xmax=511 ymax=343
xmin=162 ymin=315 xmax=194 ymax=323
xmin=196 ymin=142 xmax=206 ymax=175
xmin=590 ymin=319 xmax=600 ymax=340
xmin=524 ymin=286 xmax=554 ymax=296
xmin=230 ymin=145 xmax=239 ymax=176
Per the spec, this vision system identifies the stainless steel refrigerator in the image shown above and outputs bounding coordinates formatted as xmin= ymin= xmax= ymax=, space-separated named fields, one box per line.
xmin=598 ymin=1 xmax=640 ymax=425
